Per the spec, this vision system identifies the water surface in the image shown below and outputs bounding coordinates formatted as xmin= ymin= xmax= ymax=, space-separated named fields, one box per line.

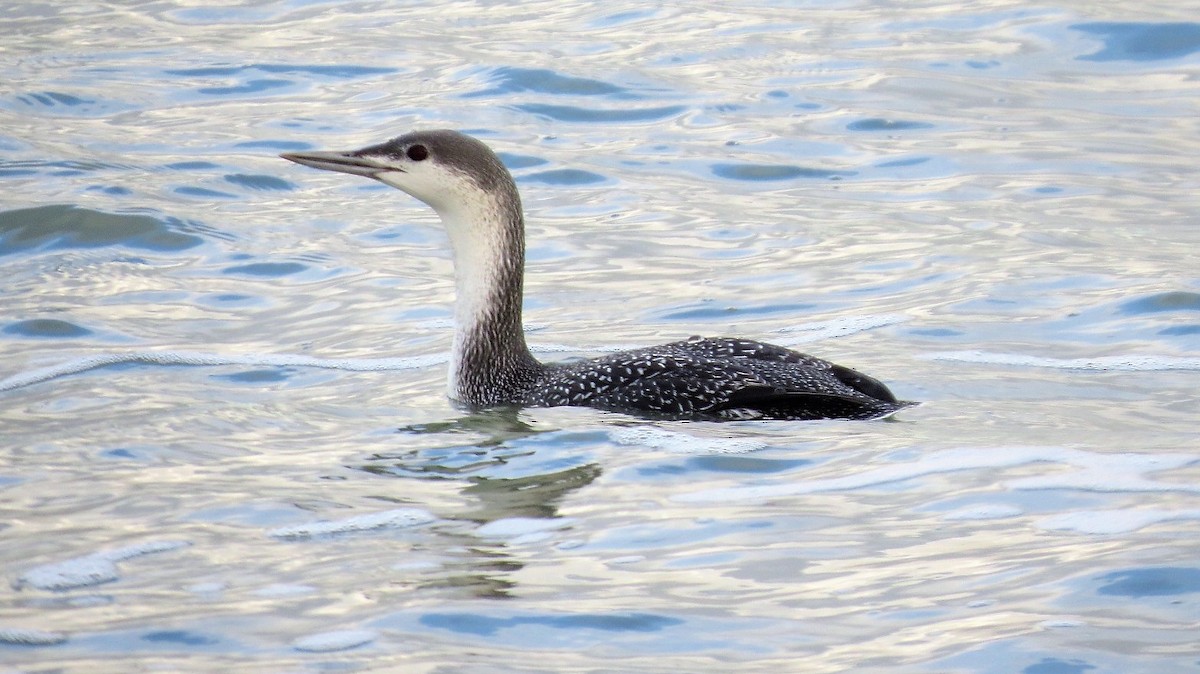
xmin=2 ymin=1 xmax=1198 ymax=672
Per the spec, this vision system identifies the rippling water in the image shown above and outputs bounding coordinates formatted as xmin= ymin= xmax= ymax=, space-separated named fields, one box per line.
xmin=2 ymin=1 xmax=1199 ymax=672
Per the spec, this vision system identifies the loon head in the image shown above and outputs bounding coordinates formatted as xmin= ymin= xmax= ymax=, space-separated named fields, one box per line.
xmin=283 ymin=129 xmax=534 ymax=403
xmin=281 ymin=129 xmax=519 ymax=219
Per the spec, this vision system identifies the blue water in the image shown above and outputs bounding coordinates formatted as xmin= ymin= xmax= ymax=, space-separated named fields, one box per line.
xmin=2 ymin=1 xmax=1199 ymax=672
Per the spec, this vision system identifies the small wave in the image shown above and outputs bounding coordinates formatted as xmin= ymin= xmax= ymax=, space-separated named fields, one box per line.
xmin=0 ymin=351 xmax=448 ymax=394
xmin=928 ymin=350 xmax=1200 ymax=371
xmin=1038 ymin=508 xmax=1200 ymax=535
xmin=0 ymin=627 xmax=68 ymax=646
xmin=675 ymin=447 xmax=1200 ymax=503
xmin=0 ymin=204 xmax=204 ymax=255
xmin=514 ymin=102 xmax=687 ymax=123
xmin=464 ymin=66 xmax=627 ymax=98
xmin=524 ymin=168 xmax=608 ymax=186
xmin=711 ymin=163 xmax=856 ymax=181
xmin=941 ymin=503 xmax=1024 ymax=520
xmin=847 ymin=118 xmax=934 ymax=132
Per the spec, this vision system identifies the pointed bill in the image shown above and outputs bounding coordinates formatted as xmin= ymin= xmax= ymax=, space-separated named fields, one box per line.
xmin=280 ymin=150 xmax=395 ymax=178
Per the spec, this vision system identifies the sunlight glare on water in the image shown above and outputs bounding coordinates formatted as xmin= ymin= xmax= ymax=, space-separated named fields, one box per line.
xmin=1 ymin=1 xmax=1198 ymax=672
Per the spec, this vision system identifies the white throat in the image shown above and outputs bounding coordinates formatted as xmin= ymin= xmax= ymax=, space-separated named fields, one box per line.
xmin=432 ymin=197 xmax=523 ymax=401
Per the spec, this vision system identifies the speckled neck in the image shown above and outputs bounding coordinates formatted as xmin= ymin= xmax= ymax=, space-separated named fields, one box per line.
xmin=434 ymin=180 xmax=542 ymax=406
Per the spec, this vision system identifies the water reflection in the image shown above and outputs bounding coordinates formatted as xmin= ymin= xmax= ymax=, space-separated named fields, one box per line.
xmin=363 ymin=408 xmax=552 ymax=477
xmin=397 ymin=408 xmax=542 ymax=446
xmin=362 ymin=409 xmax=602 ymax=518
xmin=356 ymin=410 xmax=602 ymax=599
xmin=461 ymin=462 xmax=601 ymax=521
xmin=419 ymin=546 xmax=524 ymax=600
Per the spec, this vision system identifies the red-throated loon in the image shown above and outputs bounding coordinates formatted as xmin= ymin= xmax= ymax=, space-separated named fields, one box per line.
xmin=281 ymin=130 xmax=909 ymax=420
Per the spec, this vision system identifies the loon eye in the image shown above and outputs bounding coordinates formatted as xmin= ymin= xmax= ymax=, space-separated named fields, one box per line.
xmin=406 ymin=145 xmax=429 ymax=161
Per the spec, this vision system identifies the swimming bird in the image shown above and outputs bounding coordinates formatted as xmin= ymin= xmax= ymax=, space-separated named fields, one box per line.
xmin=281 ymin=130 xmax=908 ymax=421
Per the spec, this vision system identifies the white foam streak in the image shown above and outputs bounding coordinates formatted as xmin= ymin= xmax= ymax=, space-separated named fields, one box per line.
xmin=292 ymin=629 xmax=378 ymax=652
xmin=773 ymin=314 xmax=909 ymax=345
xmin=18 ymin=540 xmax=190 ymax=591
xmin=268 ymin=508 xmax=435 ymax=539
xmin=476 ymin=516 xmax=578 ymax=539
xmin=612 ymin=427 xmax=767 ymax=454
